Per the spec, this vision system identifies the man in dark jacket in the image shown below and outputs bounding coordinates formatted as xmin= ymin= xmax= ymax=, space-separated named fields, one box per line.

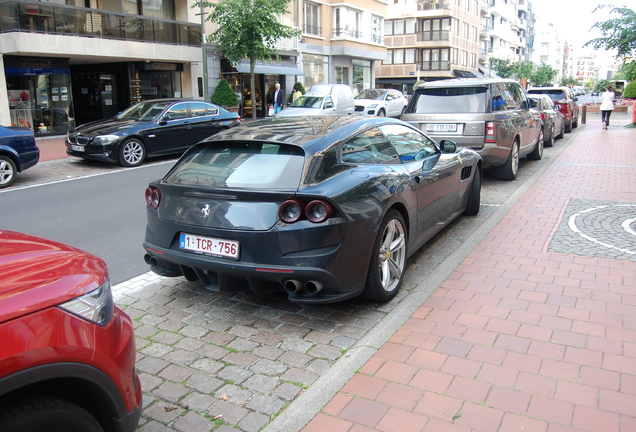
xmin=273 ymin=82 xmax=285 ymax=114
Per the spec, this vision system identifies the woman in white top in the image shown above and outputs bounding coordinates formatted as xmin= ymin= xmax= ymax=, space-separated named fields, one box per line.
xmin=600 ymin=85 xmax=615 ymax=130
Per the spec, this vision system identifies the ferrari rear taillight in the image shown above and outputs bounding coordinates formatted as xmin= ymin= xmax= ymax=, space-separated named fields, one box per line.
xmin=145 ymin=187 xmax=161 ymax=209
xmin=485 ymin=121 xmax=496 ymax=143
xmin=279 ymin=199 xmax=335 ymax=224
xmin=306 ymin=200 xmax=334 ymax=223
xmin=279 ymin=200 xmax=305 ymax=223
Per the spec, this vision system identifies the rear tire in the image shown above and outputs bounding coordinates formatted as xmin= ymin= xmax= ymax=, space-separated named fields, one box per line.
xmin=495 ymin=140 xmax=519 ymax=180
xmin=363 ymin=210 xmax=407 ymax=302
xmin=565 ymin=121 xmax=572 ymax=133
xmin=0 ymin=394 xmax=104 ymax=432
xmin=463 ymin=168 xmax=481 ymax=216
xmin=0 ymin=155 xmax=17 ymax=188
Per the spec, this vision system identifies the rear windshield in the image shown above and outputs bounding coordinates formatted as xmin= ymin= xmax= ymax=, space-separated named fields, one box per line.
xmin=164 ymin=142 xmax=305 ymax=190
xmin=528 ymin=90 xmax=565 ymax=101
xmin=413 ymin=87 xmax=487 ymax=114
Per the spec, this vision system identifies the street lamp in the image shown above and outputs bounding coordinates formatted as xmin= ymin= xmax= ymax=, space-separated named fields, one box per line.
xmin=197 ymin=3 xmax=209 ymax=101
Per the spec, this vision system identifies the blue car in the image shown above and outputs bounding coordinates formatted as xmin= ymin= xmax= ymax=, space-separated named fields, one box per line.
xmin=0 ymin=126 xmax=40 ymax=188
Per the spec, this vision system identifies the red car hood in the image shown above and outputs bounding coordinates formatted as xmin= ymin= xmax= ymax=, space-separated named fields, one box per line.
xmin=0 ymin=231 xmax=108 ymax=324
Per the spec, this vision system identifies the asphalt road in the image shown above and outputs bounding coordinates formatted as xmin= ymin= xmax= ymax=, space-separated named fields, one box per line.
xmin=0 ymin=161 xmax=173 ymax=285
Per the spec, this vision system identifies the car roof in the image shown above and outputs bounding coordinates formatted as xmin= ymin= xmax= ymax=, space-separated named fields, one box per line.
xmin=202 ymin=116 xmax=408 ymax=149
xmin=417 ymin=78 xmax=519 ymax=89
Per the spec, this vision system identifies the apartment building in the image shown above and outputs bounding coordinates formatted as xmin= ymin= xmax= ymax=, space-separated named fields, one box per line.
xmin=1 ymin=0 xmax=206 ymax=135
xmin=209 ymin=0 xmax=388 ymax=117
xmin=377 ymin=0 xmax=484 ymax=94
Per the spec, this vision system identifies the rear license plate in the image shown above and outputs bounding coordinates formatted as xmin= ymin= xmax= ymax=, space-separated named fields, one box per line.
xmin=426 ymin=123 xmax=458 ymax=132
xmin=179 ymin=233 xmax=240 ymax=259
xmin=70 ymin=144 xmax=85 ymax=152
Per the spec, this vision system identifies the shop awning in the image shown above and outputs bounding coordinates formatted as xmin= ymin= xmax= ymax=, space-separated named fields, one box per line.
xmin=234 ymin=60 xmax=303 ymax=75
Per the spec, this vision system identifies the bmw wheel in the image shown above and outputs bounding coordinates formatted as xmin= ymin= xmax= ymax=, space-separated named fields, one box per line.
xmin=363 ymin=210 xmax=407 ymax=302
xmin=119 ymin=138 xmax=146 ymax=167
xmin=495 ymin=140 xmax=520 ymax=180
xmin=0 ymin=155 xmax=17 ymax=188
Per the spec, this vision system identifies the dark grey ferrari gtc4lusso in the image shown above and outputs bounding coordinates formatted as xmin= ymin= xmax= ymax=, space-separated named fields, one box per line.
xmin=143 ymin=116 xmax=482 ymax=304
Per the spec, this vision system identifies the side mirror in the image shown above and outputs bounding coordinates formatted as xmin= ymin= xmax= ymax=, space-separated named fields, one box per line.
xmin=520 ymin=100 xmax=529 ymax=110
xmin=440 ymin=140 xmax=457 ymax=153
xmin=159 ymin=115 xmax=171 ymax=125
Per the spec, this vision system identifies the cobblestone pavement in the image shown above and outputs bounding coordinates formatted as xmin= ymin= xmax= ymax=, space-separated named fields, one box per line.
xmin=25 ymin=123 xmax=589 ymax=431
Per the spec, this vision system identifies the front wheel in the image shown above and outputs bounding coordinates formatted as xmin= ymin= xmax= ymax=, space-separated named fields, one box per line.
xmin=363 ymin=210 xmax=407 ymax=302
xmin=119 ymin=138 xmax=146 ymax=167
xmin=0 ymin=395 xmax=104 ymax=432
xmin=527 ymin=128 xmax=544 ymax=160
xmin=495 ymin=140 xmax=519 ymax=180
xmin=0 ymin=155 xmax=17 ymax=188
xmin=377 ymin=108 xmax=386 ymax=117
xmin=544 ymin=124 xmax=555 ymax=147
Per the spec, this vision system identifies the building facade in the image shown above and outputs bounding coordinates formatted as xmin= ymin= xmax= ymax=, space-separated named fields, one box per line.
xmin=1 ymin=0 xmax=204 ymax=135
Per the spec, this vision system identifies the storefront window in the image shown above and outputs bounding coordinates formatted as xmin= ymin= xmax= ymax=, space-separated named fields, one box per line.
xmin=302 ymin=54 xmax=328 ymax=88
xmin=5 ymin=56 xmax=74 ymax=135
xmin=139 ymin=71 xmax=181 ymax=99
xmin=352 ymin=59 xmax=371 ymax=97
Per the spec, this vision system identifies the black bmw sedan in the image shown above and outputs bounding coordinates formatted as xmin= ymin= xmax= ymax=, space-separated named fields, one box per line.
xmin=143 ymin=116 xmax=482 ymax=304
xmin=66 ymin=99 xmax=241 ymax=167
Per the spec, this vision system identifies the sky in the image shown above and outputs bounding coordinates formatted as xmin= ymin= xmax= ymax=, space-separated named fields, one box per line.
xmin=529 ymin=0 xmax=621 ymax=57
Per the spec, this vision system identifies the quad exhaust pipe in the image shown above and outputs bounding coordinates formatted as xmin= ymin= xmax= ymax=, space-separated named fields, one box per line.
xmin=283 ymin=279 xmax=324 ymax=296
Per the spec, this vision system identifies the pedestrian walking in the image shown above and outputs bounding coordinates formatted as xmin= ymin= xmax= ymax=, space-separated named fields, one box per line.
xmin=600 ymin=85 xmax=615 ymax=129
xmin=273 ymin=83 xmax=285 ymax=114
xmin=292 ymin=84 xmax=302 ymax=103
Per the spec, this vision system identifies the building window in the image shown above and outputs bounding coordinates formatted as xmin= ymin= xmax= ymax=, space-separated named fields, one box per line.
xmin=304 ymin=2 xmax=320 ymax=36
xmin=334 ymin=7 xmax=361 ymax=39
xmin=419 ymin=18 xmax=450 ymax=41
xmin=372 ymin=15 xmax=382 ymax=43
xmin=385 ymin=19 xmax=415 ymax=35
xmin=421 ymin=48 xmax=450 ymax=70
xmin=471 ymin=25 xmax=477 ymax=42
xmin=302 ymin=54 xmax=328 ymax=87
xmin=353 ymin=59 xmax=371 ymax=96
xmin=384 ymin=49 xmax=416 ymax=64
xmin=463 ymin=22 xmax=469 ymax=39
xmin=471 ymin=52 xmax=477 ymax=68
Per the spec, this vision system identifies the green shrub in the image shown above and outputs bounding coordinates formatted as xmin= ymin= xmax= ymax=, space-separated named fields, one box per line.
xmin=623 ymin=80 xmax=636 ymax=99
xmin=211 ymin=79 xmax=238 ymax=107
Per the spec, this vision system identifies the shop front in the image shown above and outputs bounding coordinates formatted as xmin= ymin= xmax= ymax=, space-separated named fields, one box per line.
xmin=4 ymin=56 xmax=74 ymax=135
xmin=220 ymin=58 xmax=302 ymax=118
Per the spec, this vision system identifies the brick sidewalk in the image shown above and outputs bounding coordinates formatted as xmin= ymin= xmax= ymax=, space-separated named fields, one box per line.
xmin=302 ymin=117 xmax=636 ymax=432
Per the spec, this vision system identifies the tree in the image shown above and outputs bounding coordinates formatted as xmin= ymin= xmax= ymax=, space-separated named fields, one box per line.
xmin=561 ymin=76 xmax=579 ymax=87
xmin=211 ymin=79 xmax=238 ymax=108
xmin=531 ymin=64 xmax=557 ymax=87
xmin=623 ymin=80 xmax=636 ymax=98
xmin=615 ymin=61 xmax=636 ymax=81
xmin=594 ymin=79 xmax=613 ymax=94
xmin=491 ymin=58 xmax=515 ymax=78
xmin=515 ymin=61 xmax=536 ymax=81
xmin=198 ymin=0 xmax=301 ymax=119
xmin=584 ymin=5 xmax=636 ymax=61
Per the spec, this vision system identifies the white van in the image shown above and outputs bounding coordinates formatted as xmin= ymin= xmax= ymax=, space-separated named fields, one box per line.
xmin=276 ymin=84 xmax=354 ymax=117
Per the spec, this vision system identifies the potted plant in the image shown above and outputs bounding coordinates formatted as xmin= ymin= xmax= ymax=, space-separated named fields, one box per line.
xmin=211 ymin=79 xmax=239 ymax=113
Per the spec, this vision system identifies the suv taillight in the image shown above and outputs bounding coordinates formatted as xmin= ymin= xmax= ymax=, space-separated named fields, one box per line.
xmin=485 ymin=121 xmax=496 ymax=143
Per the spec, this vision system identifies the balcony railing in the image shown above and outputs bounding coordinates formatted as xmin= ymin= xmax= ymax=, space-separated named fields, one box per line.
xmin=417 ymin=30 xmax=450 ymax=42
xmin=303 ymin=24 xmax=321 ymax=36
xmin=417 ymin=0 xmax=451 ymax=11
xmin=0 ymin=0 xmax=201 ymax=46
xmin=333 ymin=27 xmax=362 ymax=39
xmin=420 ymin=60 xmax=450 ymax=71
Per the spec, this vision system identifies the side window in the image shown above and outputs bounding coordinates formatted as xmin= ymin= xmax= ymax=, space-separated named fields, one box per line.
xmin=166 ymin=103 xmax=189 ymax=120
xmin=341 ymin=127 xmax=400 ymax=165
xmin=500 ymin=83 xmax=520 ymax=109
xmin=491 ymin=84 xmax=507 ymax=112
xmin=324 ymin=96 xmax=334 ymax=109
xmin=380 ymin=124 xmax=438 ymax=163
xmin=190 ymin=102 xmax=219 ymax=117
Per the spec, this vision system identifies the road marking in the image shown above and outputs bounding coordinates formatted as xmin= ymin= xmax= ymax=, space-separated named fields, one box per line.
xmin=567 ymin=204 xmax=636 ymax=256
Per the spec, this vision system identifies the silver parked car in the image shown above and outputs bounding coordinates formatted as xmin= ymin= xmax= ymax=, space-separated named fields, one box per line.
xmin=401 ymin=78 xmax=543 ymax=180
xmin=527 ymin=94 xmax=565 ymax=147
xmin=354 ymin=89 xmax=408 ymax=118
